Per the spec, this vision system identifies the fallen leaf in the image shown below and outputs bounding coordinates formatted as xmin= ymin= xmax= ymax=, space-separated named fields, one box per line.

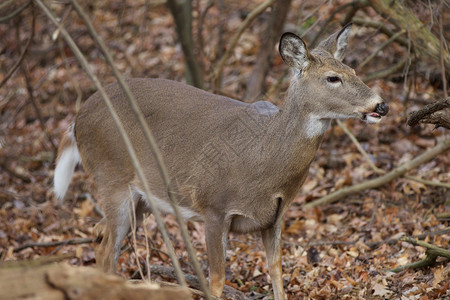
xmin=74 ymin=198 xmax=95 ymax=218
xmin=432 ymin=266 xmax=444 ymax=287
xmin=373 ymin=282 xmax=391 ymax=297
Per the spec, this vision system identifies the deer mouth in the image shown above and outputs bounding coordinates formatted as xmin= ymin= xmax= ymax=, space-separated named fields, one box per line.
xmin=363 ymin=112 xmax=382 ymax=124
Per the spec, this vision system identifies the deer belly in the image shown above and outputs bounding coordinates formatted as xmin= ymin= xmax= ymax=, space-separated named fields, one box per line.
xmin=152 ymin=196 xmax=203 ymax=221
xmin=229 ymin=214 xmax=271 ymax=233
xmin=135 ymin=186 xmax=203 ymax=221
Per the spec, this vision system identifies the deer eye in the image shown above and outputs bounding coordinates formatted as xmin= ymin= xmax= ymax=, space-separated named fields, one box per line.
xmin=327 ymin=76 xmax=341 ymax=83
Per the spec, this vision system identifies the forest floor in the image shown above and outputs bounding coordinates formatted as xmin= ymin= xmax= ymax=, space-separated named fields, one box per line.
xmin=1 ymin=0 xmax=449 ymax=299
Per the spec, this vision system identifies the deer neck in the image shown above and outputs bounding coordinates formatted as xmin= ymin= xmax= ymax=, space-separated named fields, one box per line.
xmin=257 ymin=83 xmax=328 ymax=194
xmin=270 ymin=83 xmax=330 ymax=143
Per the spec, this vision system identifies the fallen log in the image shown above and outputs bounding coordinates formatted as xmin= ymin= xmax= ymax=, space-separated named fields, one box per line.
xmin=0 ymin=259 xmax=191 ymax=300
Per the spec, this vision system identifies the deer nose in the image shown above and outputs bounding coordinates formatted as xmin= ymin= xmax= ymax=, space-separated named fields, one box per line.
xmin=375 ymin=102 xmax=389 ymax=116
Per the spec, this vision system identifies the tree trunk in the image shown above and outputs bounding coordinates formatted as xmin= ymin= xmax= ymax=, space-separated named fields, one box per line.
xmin=245 ymin=0 xmax=292 ymax=101
xmin=167 ymin=0 xmax=204 ymax=89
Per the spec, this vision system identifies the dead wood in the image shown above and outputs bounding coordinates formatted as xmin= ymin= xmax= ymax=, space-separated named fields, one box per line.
xmin=166 ymin=0 xmax=204 ymax=88
xmin=367 ymin=227 xmax=450 ymax=249
xmin=407 ymin=97 xmax=450 ymax=129
xmin=390 ymin=236 xmax=450 ymax=273
xmin=304 ymin=138 xmax=450 ymax=209
xmin=0 ymin=261 xmax=191 ymax=300
xmin=14 ymin=238 xmax=94 ymax=253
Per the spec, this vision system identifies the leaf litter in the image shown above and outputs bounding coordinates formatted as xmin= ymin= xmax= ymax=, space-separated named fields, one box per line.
xmin=0 ymin=0 xmax=449 ymax=299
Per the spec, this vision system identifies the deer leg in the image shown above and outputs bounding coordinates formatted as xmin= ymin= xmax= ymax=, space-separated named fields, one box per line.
xmin=134 ymin=196 xmax=152 ymax=228
xmin=94 ymin=188 xmax=135 ymax=273
xmin=205 ymin=213 xmax=231 ymax=297
xmin=261 ymin=220 xmax=285 ymax=300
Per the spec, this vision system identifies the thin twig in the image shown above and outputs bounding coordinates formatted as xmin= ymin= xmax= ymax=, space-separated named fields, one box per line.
xmin=0 ymin=0 xmax=31 ymax=23
xmin=14 ymin=238 xmax=93 ymax=253
xmin=400 ymin=236 xmax=450 ymax=254
xmin=362 ymin=56 xmax=409 ymax=82
xmin=127 ymin=195 xmax=146 ymax=282
xmin=310 ymin=0 xmax=367 ymax=47
xmin=34 ymin=0 xmax=188 ymax=291
xmin=439 ymin=0 xmax=448 ymax=98
xmin=0 ymin=3 xmax=34 ymax=90
xmin=390 ymin=236 xmax=450 ymax=273
xmin=337 ymin=119 xmax=450 ymax=188
xmin=390 ymin=250 xmax=438 ymax=273
xmin=304 ymin=139 xmax=450 ymax=208
xmin=18 ymin=7 xmax=58 ymax=152
xmin=143 ymin=216 xmax=152 ymax=283
xmin=403 ymin=175 xmax=450 ymax=189
xmin=0 ymin=0 xmax=17 ymax=10
xmin=435 ymin=212 xmax=450 ymax=219
xmin=336 ymin=120 xmax=384 ymax=175
xmin=196 ymin=0 xmax=214 ymax=74
xmin=359 ymin=29 xmax=406 ymax=69
xmin=212 ymin=0 xmax=275 ymax=90
xmin=302 ymin=239 xmax=358 ymax=247
xmin=68 ymin=0 xmax=209 ymax=296
xmin=21 ymin=66 xmax=58 ymax=152
xmin=352 ymin=17 xmax=410 ymax=48
xmin=368 ymin=227 xmax=450 ymax=249
xmin=294 ymin=0 xmax=328 ymax=39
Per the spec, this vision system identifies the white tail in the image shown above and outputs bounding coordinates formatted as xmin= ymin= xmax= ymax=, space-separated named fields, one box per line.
xmin=53 ymin=125 xmax=81 ymax=201
xmin=54 ymin=24 xmax=388 ymax=299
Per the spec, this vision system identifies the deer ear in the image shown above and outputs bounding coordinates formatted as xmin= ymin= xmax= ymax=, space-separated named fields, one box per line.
xmin=317 ymin=23 xmax=352 ymax=61
xmin=279 ymin=32 xmax=310 ymax=70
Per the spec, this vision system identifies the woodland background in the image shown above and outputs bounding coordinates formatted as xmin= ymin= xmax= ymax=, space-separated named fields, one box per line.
xmin=0 ymin=0 xmax=449 ymax=299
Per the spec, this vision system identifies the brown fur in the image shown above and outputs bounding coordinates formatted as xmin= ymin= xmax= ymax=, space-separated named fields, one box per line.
xmin=56 ymin=25 xmax=387 ymax=299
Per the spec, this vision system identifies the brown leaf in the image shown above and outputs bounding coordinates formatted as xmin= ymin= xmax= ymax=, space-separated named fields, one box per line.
xmin=372 ymin=282 xmax=391 ymax=297
xmin=74 ymin=199 xmax=95 ymax=218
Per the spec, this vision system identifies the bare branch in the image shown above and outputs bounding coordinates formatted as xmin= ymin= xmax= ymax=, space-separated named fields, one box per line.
xmin=367 ymin=227 xmax=450 ymax=249
xmin=336 ymin=120 xmax=384 ymax=175
xmin=212 ymin=0 xmax=275 ymax=91
xmin=390 ymin=236 xmax=450 ymax=273
xmin=310 ymin=0 xmax=368 ymax=47
xmin=407 ymin=97 xmax=450 ymax=128
xmin=337 ymin=120 xmax=450 ymax=188
xmin=0 ymin=0 xmax=31 ymax=23
xmin=14 ymin=238 xmax=93 ymax=253
xmin=0 ymin=2 xmax=34 ymax=89
xmin=438 ymin=0 xmax=448 ymax=98
xmin=362 ymin=56 xmax=409 ymax=82
xmin=18 ymin=7 xmax=58 ymax=152
xmin=304 ymin=138 xmax=450 ymax=209
xmin=359 ymin=29 xmax=406 ymax=69
xmin=352 ymin=17 xmax=410 ymax=48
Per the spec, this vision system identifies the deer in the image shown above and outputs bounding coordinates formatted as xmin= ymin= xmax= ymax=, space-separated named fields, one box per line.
xmin=53 ymin=23 xmax=388 ymax=299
